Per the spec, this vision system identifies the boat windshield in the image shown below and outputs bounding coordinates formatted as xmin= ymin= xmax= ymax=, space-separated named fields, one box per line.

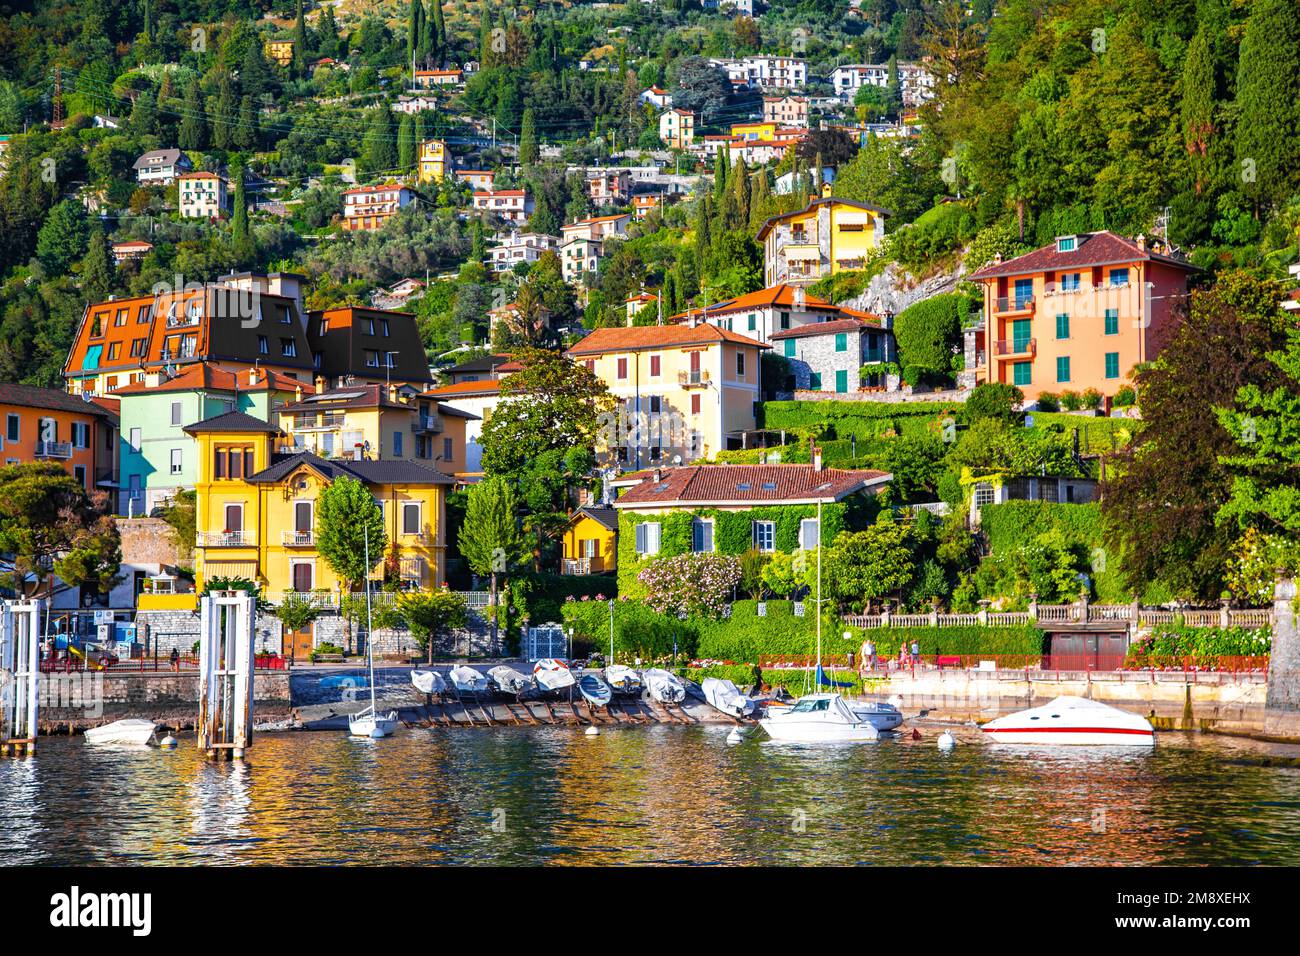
xmin=791 ymin=698 xmax=830 ymax=713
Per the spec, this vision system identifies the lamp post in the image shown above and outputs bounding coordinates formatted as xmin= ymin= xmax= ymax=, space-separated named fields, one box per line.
xmin=567 ymin=626 xmax=573 ymax=664
xmin=608 ymin=599 xmax=615 ymax=664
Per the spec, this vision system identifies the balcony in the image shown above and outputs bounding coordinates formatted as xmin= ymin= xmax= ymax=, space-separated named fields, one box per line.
xmin=34 ymin=441 xmax=73 ymax=460
xmin=292 ymin=413 xmax=346 ymax=431
xmin=994 ymin=338 xmax=1036 ymax=359
xmin=562 ymin=557 xmax=608 ymax=575
xmin=282 ymin=530 xmax=314 ymax=546
xmin=994 ymin=295 xmax=1035 ymax=315
xmin=196 ymin=531 xmax=255 ymax=547
xmin=411 ymin=412 xmax=444 ymax=433
xmin=678 ymin=369 xmax=711 ymax=388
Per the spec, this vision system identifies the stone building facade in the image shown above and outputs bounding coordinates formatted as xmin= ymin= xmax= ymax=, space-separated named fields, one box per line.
xmin=771 ymin=319 xmax=899 ymax=394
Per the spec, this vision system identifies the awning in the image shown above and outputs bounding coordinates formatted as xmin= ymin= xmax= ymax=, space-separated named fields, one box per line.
xmin=203 ymin=560 xmax=259 ymax=578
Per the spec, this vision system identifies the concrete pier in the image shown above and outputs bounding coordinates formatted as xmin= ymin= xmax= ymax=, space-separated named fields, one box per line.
xmin=1264 ymin=578 xmax=1300 ymax=740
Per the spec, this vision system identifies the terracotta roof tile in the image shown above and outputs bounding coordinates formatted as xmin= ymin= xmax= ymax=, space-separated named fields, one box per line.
xmin=613 ymin=464 xmax=890 ymax=507
xmin=110 ymin=362 xmax=312 ymax=396
xmin=566 ymin=323 xmax=769 ymax=356
xmin=769 ymin=317 xmax=879 ymax=341
xmin=968 ymin=231 xmax=1198 ymax=280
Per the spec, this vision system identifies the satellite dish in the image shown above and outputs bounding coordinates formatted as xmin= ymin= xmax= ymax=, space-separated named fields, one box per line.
xmin=672 ymin=454 xmax=682 ymax=465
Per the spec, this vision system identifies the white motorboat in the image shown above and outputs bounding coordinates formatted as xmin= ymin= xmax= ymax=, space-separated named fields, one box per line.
xmin=448 ymin=665 xmax=491 ymax=695
xmin=980 ymin=696 xmax=1155 ymax=746
xmin=349 ymin=525 xmax=398 ymax=738
xmin=533 ymin=658 xmax=576 ymax=693
xmin=851 ymin=700 xmax=904 ymax=732
xmin=643 ymin=668 xmax=686 ymax=704
xmin=604 ymin=664 xmax=643 ymax=696
xmin=411 ymin=669 xmax=447 ymax=696
xmin=701 ymin=677 xmax=756 ymax=717
xmin=759 ymin=694 xmax=880 ymax=743
xmin=83 ymin=718 xmax=158 ymax=745
xmin=487 ymin=664 xmax=535 ymax=697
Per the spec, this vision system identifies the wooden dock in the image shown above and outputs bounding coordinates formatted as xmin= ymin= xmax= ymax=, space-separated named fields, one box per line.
xmin=400 ymin=694 xmax=723 ymax=729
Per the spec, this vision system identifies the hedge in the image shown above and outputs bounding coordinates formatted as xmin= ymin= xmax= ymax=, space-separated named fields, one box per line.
xmin=979 ymin=501 xmax=1129 ymax=603
xmin=840 ymin=623 xmax=1047 ymax=659
xmin=523 ymin=572 xmax=615 ymax=627
xmin=1125 ymin=624 xmax=1271 ymax=667
xmin=617 ymin=504 xmax=850 ymax=594
xmin=761 ymin=399 xmax=962 ymax=439
xmin=562 ymin=598 xmax=698 ymax=661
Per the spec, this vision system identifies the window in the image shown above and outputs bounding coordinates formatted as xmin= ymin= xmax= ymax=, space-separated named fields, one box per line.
xmin=649 ymin=355 xmax=661 ymax=377
xmin=1059 ymin=272 xmax=1081 ymax=292
xmin=129 ymin=427 xmax=142 ymax=452
xmin=130 ymin=338 xmax=146 ymax=357
xmin=74 ymin=465 xmax=86 ymax=487
xmin=279 ymin=306 xmax=292 ymax=324
xmin=691 ymin=518 xmax=714 ymax=553
xmin=381 ymin=319 xmax=390 ymax=337
xmin=1013 ymin=278 xmax=1033 ymax=307
xmin=393 ymin=431 xmax=403 ymax=457
xmin=137 ymin=305 xmax=152 ymax=324
xmin=171 ymin=402 xmax=182 ymax=426
xmin=214 ymin=444 xmax=253 ymax=480
xmin=224 ymin=503 xmax=243 ymax=534
xmin=1055 ymin=314 xmax=1070 ymax=339
xmin=366 ymin=318 xmax=376 ymax=335
xmin=783 ymin=339 xmax=796 ymax=358
xmin=691 ymin=394 xmax=701 ymax=415
xmin=973 ymin=482 xmax=995 ymax=507
xmin=170 ymin=448 xmax=183 ymax=475
xmin=1012 ymin=361 xmax=1031 ymax=387
xmin=1056 ymin=356 xmax=1071 ymax=383
xmin=402 ymin=502 xmax=421 ymax=535
xmin=1105 ymin=352 xmax=1120 ymax=379
xmin=1104 ymin=309 xmax=1119 ymax=335
xmin=1011 ymin=318 xmax=1032 ymax=351
xmin=835 ymin=369 xmax=848 ymax=393
xmin=747 ymin=313 xmax=756 ymax=331
xmin=779 ymin=311 xmax=790 ymax=330
xmin=280 ymin=338 xmax=296 ymax=357
xmin=834 ymin=333 xmax=847 ymax=352
xmin=71 ymin=422 xmax=89 ymax=448
xmin=257 ymin=335 xmax=269 ymax=354
xmin=107 ymin=342 xmax=121 ymax=360
xmin=809 ymin=372 xmax=822 ymax=390
xmin=736 ymin=351 xmax=746 ymax=376
xmin=317 ymin=319 xmax=329 ymax=337
xmin=114 ymin=308 xmax=128 ymax=326
xmin=1056 ymin=236 xmax=1077 ymax=252
xmin=752 ymin=520 xmax=775 ymax=552
xmin=799 ymin=518 xmax=819 ymax=550
xmin=617 ymin=357 xmax=628 ymax=379
xmin=5 ymin=414 xmax=18 ymax=443
xmin=634 ymin=521 xmax=661 ymax=556
xmin=1109 ymin=267 xmax=1130 ymax=287
xmin=365 ymin=351 xmax=380 ymax=368
xmin=128 ymin=474 xmax=142 ymax=500
xmin=442 ymin=436 xmax=453 ymax=461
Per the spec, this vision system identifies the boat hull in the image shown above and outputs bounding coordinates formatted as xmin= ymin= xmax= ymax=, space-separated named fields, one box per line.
xmin=349 ymin=711 xmax=399 ymax=738
xmin=981 ymin=727 xmax=1155 ymax=746
xmin=83 ymin=719 xmax=157 ymax=746
xmin=759 ymin=719 xmax=879 ymax=743
xmin=981 ymin=696 xmax=1155 ymax=746
xmin=851 ymin=703 xmax=904 ymax=732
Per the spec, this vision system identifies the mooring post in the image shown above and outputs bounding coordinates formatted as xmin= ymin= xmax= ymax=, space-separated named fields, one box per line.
xmin=1 ymin=599 xmax=42 ymax=755
xmin=197 ymin=591 xmax=257 ymax=760
xmin=1264 ymin=577 xmax=1299 ymax=739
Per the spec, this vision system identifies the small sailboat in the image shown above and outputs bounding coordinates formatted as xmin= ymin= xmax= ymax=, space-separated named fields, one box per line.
xmin=411 ymin=669 xmax=446 ymax=696
xmin=348 ymin=525 xmax=398 ymax=739
xmin=577 ymin=672 xmax=613 ymax=708
xmin=701 ymin=677 xmax=757 ymax=718
xmin=487 ymin=664 xmax=535 ymax=697
xmin=604 ymin=664 xmax=643 ymax=696
xmin=643 ymin=668 xmax=686 ymax=703
xmin=84 ymin=718 xmax=158 ymax=745
xmin=981 ymin=696 xmax=1155 ymax=746
xmin=759 ymin=694 xmax=880 ymax=742
xmin=448 ymin=664 xmax=491 ymax=695
xmin=533 ymin=658 xmax=576 ymax=694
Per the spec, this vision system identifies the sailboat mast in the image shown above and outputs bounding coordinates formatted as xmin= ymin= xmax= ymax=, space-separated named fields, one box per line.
xmin=364 ymin=522 xmax=376 ymax=713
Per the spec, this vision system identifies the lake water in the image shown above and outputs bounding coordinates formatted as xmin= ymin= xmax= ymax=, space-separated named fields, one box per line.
xmin=3 ymin=727 xmax=1299 ymax=866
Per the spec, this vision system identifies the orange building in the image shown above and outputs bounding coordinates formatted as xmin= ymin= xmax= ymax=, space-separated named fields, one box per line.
xmin=967 ymin=232 xmax=1198 ymax=401
xmin=0 ymin=383 xmax=118 ymax=493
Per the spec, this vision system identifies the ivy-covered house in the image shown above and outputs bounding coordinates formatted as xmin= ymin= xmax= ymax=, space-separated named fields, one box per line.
xmin=610 ymin=461 xmax=892 ymax=593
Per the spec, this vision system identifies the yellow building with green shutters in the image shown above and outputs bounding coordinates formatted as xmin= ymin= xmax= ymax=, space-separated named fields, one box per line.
xmin=184 ymin=411 xmax=453 ymax=600
xmin=559 ymin=506 xmax=618 ymax=576
xmin=756 ymin=189 xmax=890 ymax=287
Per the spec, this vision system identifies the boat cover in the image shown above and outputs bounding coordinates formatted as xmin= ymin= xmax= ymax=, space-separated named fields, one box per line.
xmin=411 ymin=669 xmax=446 ymax=695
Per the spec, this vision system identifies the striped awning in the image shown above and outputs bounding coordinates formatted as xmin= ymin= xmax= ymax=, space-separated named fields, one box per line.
xmin=204 ymin=560 xmax=259 ymax=578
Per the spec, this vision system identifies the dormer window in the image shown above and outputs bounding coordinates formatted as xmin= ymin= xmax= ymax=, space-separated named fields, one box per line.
xmin=1056 ymin=235 xmax=1077 ymax=253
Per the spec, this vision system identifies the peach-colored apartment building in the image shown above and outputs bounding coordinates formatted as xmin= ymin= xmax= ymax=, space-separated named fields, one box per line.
xmin=967 ymin=232 xmax=1197 ymax=400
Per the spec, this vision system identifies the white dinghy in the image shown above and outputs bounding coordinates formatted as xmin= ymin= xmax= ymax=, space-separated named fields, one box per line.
xmin=448 ymin=665 xmax=491 ymax=695
xmin=533 ymin=658 xmax=576 ymax=694
xmin=83 ymin=718 xmax=158 ymax=746
xmin=701 ymin=677 xmax=757 ymax=717
xmin=643 ymin=668 xmax=686 ymax=704
xmin=411 ymin=669 xmax=447 ymax=696
xmin=759 ymin=694 xmax=880 ymax=743
xmin=604 ymin=664 xmax=643 ymax=696
xmin=981 ymin=696 xmax=1155 ymax=746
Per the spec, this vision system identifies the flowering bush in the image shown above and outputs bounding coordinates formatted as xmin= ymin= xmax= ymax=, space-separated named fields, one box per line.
xmin=1124 ymin=625 xmax=1272 ymax=669
xmin=637 ymin=553 xmax=742 ymax=619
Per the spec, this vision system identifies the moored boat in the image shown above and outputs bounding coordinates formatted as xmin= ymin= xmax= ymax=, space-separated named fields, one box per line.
xmin=411 ymin=669 xmax=446 ymax=696
xmin=643 ymin=668 xmax=686 ymax=704
xmin=533 ymin=658 xmax=576 ymax=694
xmin=980 ymin=696 xmax=1155 ymax=746
xmin=349 ymin=704 xmax=399 ymax=739
xmin=487 ymin=664 xmax=535 ymax=697
xmin=577 ymin=672 xmax=613 ymax=707
xmin=83 ymin=718 xmax=158 ymax=746
xmin=701 ymin=677 xmax=756 ymax=718
xmin=759 ymin=694 xmax=880 ymax=743
xmin=604 ymin=664 xmax=643 ymax=696
xmin=851 ymin=700 xmax=904 ymax=732
xmin=448 ymin=665 xmax=491 ymax=695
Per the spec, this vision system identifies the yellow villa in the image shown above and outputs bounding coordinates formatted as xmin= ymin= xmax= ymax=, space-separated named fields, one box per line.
xmin=184 ymin=410 xmax=453 ymax=599
xmin=559 ymin=506 xmax=618 ymax=576
xmin=418 ymin=139 xmax=448 ymax=184
xmin=565 ymin=321 xmax=768 ymax=470
xmin=756 ymin=187 xmax=890 ymax=286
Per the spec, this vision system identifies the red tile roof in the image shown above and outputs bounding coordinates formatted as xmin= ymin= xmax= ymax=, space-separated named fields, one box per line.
xmin=566 ymin=323 xmax=769 ymax=356
xmin=769 ymin=317 xmax=880 ymax=341
xmin=110 ymin=362 xmax=312 ymax=396
xmin=613 ymin=464 xmax=890 ymax=507
xmin=424 ymin=379 xmax=503 ymax=398
xmin=670 ymin=283 xmax=839 ymax=320
xmin=968 ymin=231 xmax=1198 ymax=280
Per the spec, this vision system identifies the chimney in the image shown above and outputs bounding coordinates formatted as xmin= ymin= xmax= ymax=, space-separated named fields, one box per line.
xmin=810 ymin=436 xmax=822 ymax=472
xmin=248 ymin=367 xmax=257 ymax=386
xmin=314 ymin=375 xmax=326 ymax=393
xmin=1135 ymin=233 xmax=1146 ymax=252
xmin=294 ymin=384 xmax=303 ymax=402
xmin=653 ymin=467 xmax=662 ymax=483
xmin=388 ymin=383 xmax=398 ymax=404
xmin=992 ymin=252 xmax=1003 ymax=264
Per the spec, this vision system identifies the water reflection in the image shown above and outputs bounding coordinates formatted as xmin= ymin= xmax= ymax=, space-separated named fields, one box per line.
xmin=1 ymin=729 xmax=1297 ymax=866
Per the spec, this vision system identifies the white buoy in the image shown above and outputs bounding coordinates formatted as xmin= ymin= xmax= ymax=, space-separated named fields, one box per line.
xmin=726 ymin=728 xmax=744 ymax=744
xmin=585 ymin=725 xmax=600 ymax=736
xmin=937 ymin=731 xmax=956 ymax=750
xmin=159 ymin=734 xmax=177 ymax=749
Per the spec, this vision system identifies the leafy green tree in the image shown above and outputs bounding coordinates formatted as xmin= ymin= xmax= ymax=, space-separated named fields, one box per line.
xmin=362 ymin=107 xmax=398 ymax=178
xmin=79 ymin=226 xmax=114 ymax=300
xmin=398 ymin=590 xmax=468 ymax=663
xmin=826 ymin=517 xmax=914 ymax=612
xmin=177 ymin=76 xmax=207 ymax=150
xmin=316 ymin=475 xmax=387 ymax=652
xmin=397 ymin=114 xmax=415 ymax=170
xmin=210 ymin=73 xmax=236 ymax=150
xmin=964 ymin=382 xmax=1024 ymax=424
xmin=457 ymin=476 xmax=527 ymax=649
xmin=0 ymin=462 xmax=121 ymax=602
xmin=891 ymin=293 xmax=966 ymax=385
xmin=36 ymin=200 xmax=90 ymax=274
xmin=1233 ymin=0 xmax=1300 ymax=211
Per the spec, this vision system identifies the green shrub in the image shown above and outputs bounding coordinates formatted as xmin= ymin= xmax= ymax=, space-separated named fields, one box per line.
xmin=1125 ymin=625 xmax=1271 ymax=667
xmin=1113 ymin=385 xmax=1136 ymax=407
xmin=1081 ymin=387 xmax=1103 ymax=409
xmin=1059 ymin=390 xmax=1082 ymax=411
xmin=1036 ymin=392 xmax=1061 ymax=412
xmin=980 ymin=501 xmax=1128 ymax=602
xmin=891 ymin=293 xmax=974 ymax=385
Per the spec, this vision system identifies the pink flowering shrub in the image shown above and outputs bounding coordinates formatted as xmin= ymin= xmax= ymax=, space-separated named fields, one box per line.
xmin=637 ymin=553 xmax=741 ymax=619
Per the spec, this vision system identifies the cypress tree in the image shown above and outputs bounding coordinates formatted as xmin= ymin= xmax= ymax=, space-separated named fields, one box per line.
xmin=80 ymin=227 xmax=114 ymax=300
xmin=231 ymin=167 xmax=250 ymax=247
xmin=1181 ymin=26 xmax=1219 ymax=196
xmin=1233 ymin=0 xmax=1300 ymax=209
xmin=210 ymin=73 xmax=236 ymax=150
xmin=731 ymin=156 xmax=751 ymax=228
xmin=318 ymin=4 xmax=339 ymax=60
xmin=519 ymin=106 xmax=539 ymax=166
xmin=241 ymin=41 xmax=270 ymax=100
xmin=362 ymin=107 xmax=398 ymax=176
xmin=233 ymin=94 xmax=257 ymax=150
xmin=693 ymin=196 xmax=712 ymax=276
xmin=713 ymin=147 xmax=729 ymax=201
xmin=130 ymin=86 xmax=158 ymax=136
xmin=177 ymin=76 xmax=207 ymax=150
xmin=292 ymin=0 xmax=309 ymax=78
xmin=431 ymin=0 xmax=447 ymax=66
xmin=409 ymin=0 xmax=424 ymax=63
xmin=398 ymin=114 xmax=416 ymax=170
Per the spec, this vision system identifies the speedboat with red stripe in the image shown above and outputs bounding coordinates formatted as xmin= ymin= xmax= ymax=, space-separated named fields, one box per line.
xmin=980 ymin=696 xmax=1155 ymax=746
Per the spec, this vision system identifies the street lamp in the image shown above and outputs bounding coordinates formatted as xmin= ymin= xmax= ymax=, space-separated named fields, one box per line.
xmin=608 ymin=599 xmax=616 ymax=665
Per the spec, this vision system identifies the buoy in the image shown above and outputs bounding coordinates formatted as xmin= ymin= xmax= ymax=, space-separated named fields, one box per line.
xmin=910 ymin=728 xmax=922 ymax=741
xmin=585 ymin=726 xmax=600 ymax=736
xmin=159 ymin=735 xmax=178 ymax=749
xmin=369 ymin=728 xmax=386 ymax=739
xmin=726 ymin=728 xmax=744 ymax=744
xmin=937 ymin=731 xmax=956 ymax=750
xmin=888 ymin=695 xmax=904 ymax=709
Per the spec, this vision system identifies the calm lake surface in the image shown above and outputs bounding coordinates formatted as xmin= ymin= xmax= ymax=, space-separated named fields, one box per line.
xmin=3 ymin=727 xmax=1299 ymax=866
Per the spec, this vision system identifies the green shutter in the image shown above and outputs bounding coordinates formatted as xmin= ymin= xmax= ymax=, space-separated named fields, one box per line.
xmin=834 ymin=332 xmax=847 ymax=352
xmin=783 ymin=339 xmax=795 ymax=358
xmin=810 ymin=372 xmax=822 ymax=390
xmin=835 ymin=369 xmax=848 ymax=393
xmin=1011 ymin=319 xmax=1031 ymax=351
xmin=1056 ymin=356 xmax=1070 ymax=382
xmin=1055 ymin=313 xmax=1069 ymax=339
xmin=1104 ymin=309 xmax=1119 ymax=335
xmin=1105 ymin=352 xmax=1120 ymax=379
xmin=1012 ymin=362 xmax=1031 ymax=386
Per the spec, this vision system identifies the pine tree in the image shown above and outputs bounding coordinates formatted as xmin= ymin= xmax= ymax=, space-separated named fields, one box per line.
xmin=1233 ymin=0 xmax=1300 ymax=209
xmin=431 ymin=0 xmax=446 ymax=65
xmin=233 ymin=94 xmax=257 ymax=150
xmin=177 ymin=76 xmax=207 ymax=151
xmin=519 ymin=106 xmax=539 ymax=166
xmin=79 ymin=226 xmax=113 ymax=300
xmin=241 ymin=41 xmax=270 ymax=100
xmin=397 ymin=115 xmax=416 ymax=170
xmin=210 ymin=73 xmax=236 ymax=150
xmin=318 ymin=4 xmax=339 ymax=60
xmin=1181 ymin=26 xmax=1219 ymax=196
xmin=292 ymin=0 xmax=309 ymax=78
xmin=130 ymin=86 xmax=158 ymax=136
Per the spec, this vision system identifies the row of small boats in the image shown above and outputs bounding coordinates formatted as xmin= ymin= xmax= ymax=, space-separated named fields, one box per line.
xmin=412 ymin=660 xmax=693 ymax=709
